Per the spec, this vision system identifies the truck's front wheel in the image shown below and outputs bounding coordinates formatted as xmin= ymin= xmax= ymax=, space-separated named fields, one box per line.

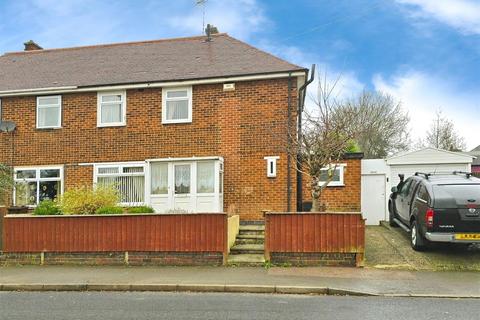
xmin=389 ymin=202 xmax=398 ymax=227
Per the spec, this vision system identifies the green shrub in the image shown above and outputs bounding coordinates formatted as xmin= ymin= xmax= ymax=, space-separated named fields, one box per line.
xmin=0 ymin=163 xmax=13 ymax=206
xmin=59 ymin=185 xmax=119 ymax=215
xmin=33 ymin=199 xmax=61 ymax=215
xmin=95 ymin=206 xmax=123 ymax=215
xmin=127 ymin=206 xmax=155 ymax=214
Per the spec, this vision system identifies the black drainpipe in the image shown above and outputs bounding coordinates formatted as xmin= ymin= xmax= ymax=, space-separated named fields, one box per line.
xmin=287 ymin=72 xmax=292 ymax=212
xmin=296 ymin=65 xmax=315 ymax=211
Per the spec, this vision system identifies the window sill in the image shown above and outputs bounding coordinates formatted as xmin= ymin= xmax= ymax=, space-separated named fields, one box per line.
xmin=97 ymin=123 xmax=126 ymax=128
xmin=36 ymin=126 xmax=62 ymax=130
xmin=325 ymin=184 xmax=345 ymax=187
xmin=162 ymin=119 xmax=192 ymax=125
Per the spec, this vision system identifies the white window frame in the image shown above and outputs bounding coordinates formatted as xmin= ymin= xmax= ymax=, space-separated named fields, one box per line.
xmin=36 ymin=95 xmax=62 ymax=129
xmin=319 ymin=164 xmax=346 ymax=187
xmin=94 ymin=162 xmax=146 ymax=206
xmin=162 ymin=86 xmax=193 ymax=124
xmin=13 ymin=166 xmax=64 ymax=206
xmin=97 ymin=91 xmax=127 ymax=127
xmin=264 ymin=156 xmax=279 ymax=178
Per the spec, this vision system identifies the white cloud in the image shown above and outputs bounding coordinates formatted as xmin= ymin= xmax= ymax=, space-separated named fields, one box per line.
xmin=373 ymin=71 xmax=480 ymax=150
xmin=397 ymin=0 xmax=480 ymax=35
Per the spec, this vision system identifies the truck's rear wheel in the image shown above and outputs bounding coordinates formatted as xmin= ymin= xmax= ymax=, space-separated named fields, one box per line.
xmin=410 ymin=219 xmax=429 ymax=251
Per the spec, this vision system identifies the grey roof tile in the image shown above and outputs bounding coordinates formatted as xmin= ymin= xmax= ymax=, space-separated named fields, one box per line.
xmin=0 ymin=34 xmax=305 ymax=92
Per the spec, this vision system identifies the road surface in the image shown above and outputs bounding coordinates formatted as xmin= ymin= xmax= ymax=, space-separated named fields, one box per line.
xmin=0 ymin=292 xmax=478 ymax=319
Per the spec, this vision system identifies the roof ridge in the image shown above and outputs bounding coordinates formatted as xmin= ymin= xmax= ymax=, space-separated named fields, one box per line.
xmin=2 ymin=33 xmax=228 ymax=56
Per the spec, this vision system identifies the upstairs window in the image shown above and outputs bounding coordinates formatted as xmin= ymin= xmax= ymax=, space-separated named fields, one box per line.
xmin=37 ymin=96 xmax=61 ymax=129
xmin=97 ymin=91 xmax=126 ymax=127
xmin=162 ymin=87 xmax=192 ymax=124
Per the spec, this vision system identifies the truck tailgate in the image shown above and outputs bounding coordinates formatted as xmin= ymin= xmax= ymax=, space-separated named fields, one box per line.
xmin=432 ymin=184 xmax=480 ymax=233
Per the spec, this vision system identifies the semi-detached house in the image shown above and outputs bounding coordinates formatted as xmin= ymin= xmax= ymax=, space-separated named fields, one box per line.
xmin=0 ymin=33 xmax=361 ymax=221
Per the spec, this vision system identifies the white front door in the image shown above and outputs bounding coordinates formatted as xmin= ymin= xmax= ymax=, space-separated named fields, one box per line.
xmin=173 ymin=163 xmax=193 ymax=212
xmin=361 ymin=174 xmax=386 ymax=225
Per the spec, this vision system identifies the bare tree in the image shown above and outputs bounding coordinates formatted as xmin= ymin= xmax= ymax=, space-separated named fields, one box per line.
xmin=291 ymin=73 xmax=359 ymax=212
xmin=421 ymin=111 xmax=466 ymax=151
xmin=338 ymin=91 xmax=410 ymax=158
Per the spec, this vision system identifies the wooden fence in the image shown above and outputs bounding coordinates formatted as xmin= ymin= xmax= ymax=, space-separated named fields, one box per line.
xmin=265 ymin=212 xmax=365 ymax=266
xmin=2 ymin=213 xmax=227 ymax=263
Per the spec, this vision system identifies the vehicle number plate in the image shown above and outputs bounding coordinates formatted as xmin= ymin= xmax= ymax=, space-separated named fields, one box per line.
xmin=455 ymin=234 xmax=480 ymax=240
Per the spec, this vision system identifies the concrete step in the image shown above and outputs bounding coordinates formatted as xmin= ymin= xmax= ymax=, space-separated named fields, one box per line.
xmin=227 ymin=253 xmax=265 ymax=266
xmin=236 ymin=234 xmax=264 ymax=240
xmin=240 ymin=221 xmax=265 ymax=226
xmin=239 ymin=225 xmax=265 ymax=231
xmin=230 ymin=244 xmax=264 ymax=254
xmin=235 ymin=238 xmax=264 ymax=245
xmin=239 ymin=230 xmax=265 ymax=236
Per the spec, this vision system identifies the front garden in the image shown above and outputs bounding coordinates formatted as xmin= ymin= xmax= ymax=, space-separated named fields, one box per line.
xmin=31 ymin=185 xmax=155 ymax=216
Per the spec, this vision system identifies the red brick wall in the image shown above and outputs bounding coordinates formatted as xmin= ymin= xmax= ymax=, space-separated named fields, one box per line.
xmin=0 ymin=78 xmax=298 ymax=220
xmin=302 ymin=158 xmax=361 ymax=212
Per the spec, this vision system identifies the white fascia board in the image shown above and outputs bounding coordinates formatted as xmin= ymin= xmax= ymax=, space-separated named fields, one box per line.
xmin=0 ymin=72 xmax=305 ymax=97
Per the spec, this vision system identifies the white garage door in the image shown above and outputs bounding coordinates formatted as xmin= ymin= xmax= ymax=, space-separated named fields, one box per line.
xmin=361 ymin=174 xmax=386 ymax=225
xmin=390 ymin=163 xmax=470 ymax=186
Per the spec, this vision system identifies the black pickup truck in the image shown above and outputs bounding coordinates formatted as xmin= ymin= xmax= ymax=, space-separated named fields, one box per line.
xmin=388 ymin=172 xmax=480 ymax=251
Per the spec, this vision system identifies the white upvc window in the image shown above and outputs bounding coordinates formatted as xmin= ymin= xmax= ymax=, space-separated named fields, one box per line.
xmin=319 ymin=164 xmax=346 ymax=187
xmin=36 ymin=95 xmax=62 ymax=129
xmin=264 ymin=156 xmax=279 ymax=178
xmin=162 ymin=86 xmax=192 ymax=124
xmin=14 ymin=166 xmax=63 ymax=206
xmin=94 ymin=162 xmax=146 ymax=205
xmin=97 ymin=91 xmax=126 ymax=127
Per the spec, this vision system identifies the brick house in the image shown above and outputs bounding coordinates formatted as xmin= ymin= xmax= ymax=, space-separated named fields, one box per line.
xmin=0 ymin=33 xmax=362 ymax=220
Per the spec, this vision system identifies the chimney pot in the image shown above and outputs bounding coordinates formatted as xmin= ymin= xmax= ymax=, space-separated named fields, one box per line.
xmin=24 ymin=40 xmax=43 ymax=51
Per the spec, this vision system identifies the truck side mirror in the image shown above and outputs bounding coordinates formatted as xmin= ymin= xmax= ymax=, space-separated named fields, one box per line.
xmin=391 ymin=186 xmax=398 ymax=193
xmin=398 ymin=174 xmax=404 ymax=182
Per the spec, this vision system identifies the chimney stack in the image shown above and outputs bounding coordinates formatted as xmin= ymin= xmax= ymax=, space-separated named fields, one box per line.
xmin=24 ymin=40 xmax=43 ymax=51
xmin=205 ymin=24 xmax=219 ymax=41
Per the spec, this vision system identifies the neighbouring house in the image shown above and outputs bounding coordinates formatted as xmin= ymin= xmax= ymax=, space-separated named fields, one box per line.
xmin=361 ymin=148 xmax=475 ymax=225
xmin=466 ymin=145 xmax=480 ymax=176
xmin=0 ymin=33 xmax=362 ymax=221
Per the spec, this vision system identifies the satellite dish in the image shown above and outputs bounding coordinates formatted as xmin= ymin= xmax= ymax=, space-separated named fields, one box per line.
xmin=0 ymin=121 xmax=16 ymax=133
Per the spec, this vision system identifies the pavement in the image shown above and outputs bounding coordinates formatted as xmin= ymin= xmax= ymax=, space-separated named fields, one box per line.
xmin=1 ymin=265 xmax=480 ymax=298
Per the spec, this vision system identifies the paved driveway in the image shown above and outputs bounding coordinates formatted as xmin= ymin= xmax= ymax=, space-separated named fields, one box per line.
xmin=365 ymin=224 xmax=480 ymax=271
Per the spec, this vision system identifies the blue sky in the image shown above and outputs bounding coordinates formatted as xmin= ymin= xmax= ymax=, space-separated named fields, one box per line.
xmin=0 ymin=0 xmax=479 ymax=149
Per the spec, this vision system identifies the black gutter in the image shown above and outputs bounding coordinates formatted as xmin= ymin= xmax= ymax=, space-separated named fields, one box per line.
xmin=296 ymin=65 xmax=315 ymax=211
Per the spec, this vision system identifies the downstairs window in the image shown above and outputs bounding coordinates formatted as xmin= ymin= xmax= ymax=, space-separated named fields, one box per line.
xmin=14 ymin=167 xmax=63 ymax=206
xmin=95 ymin=163 xmax=145 ymax=205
